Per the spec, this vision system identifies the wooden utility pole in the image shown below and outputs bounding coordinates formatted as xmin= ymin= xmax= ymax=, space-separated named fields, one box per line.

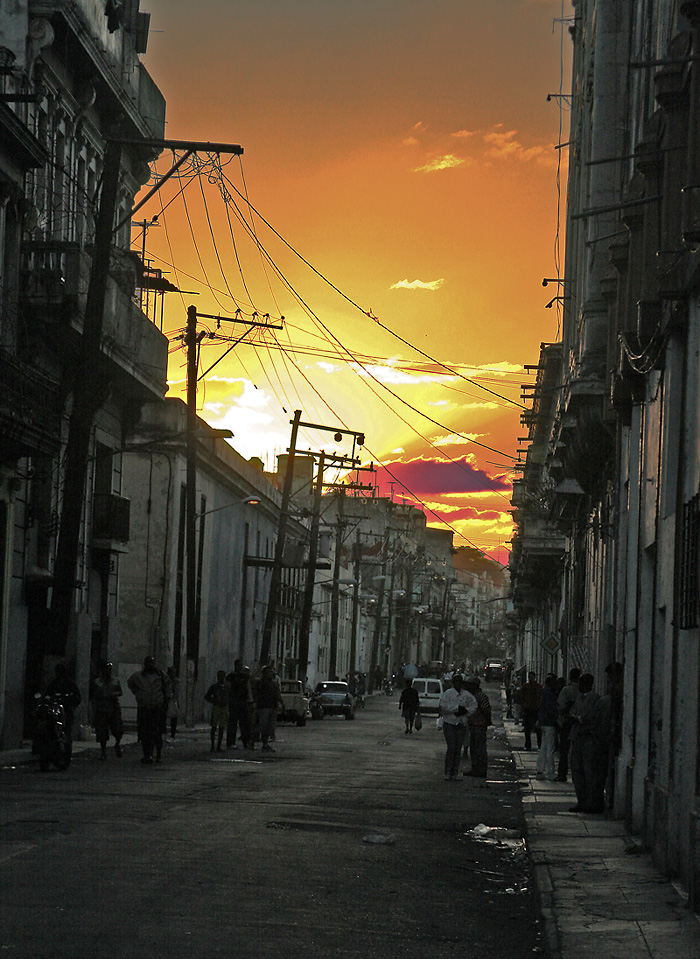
xmin=368 ymin=531 xmax=388 ymax=691
xmin=50 ymin=139 xmax=244 ymax=659
xmin=260 ymin=410 xmax=302 ymax=667
xmin=183 ymin=307 xmax=276 ymax=720
xmin=349 ymin=528 xmax=361 ymax=676
xmin=297 ymin=452 xmax=325 ymax=681
xmin=50 ymin=141 xmax=122 ymax=654
xmin=184 ymin=305 xmax=201 ymax=721
xmin=328 ymin=492 xmax=345 ymax=680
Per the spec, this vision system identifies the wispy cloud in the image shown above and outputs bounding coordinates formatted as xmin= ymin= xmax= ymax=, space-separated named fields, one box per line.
xmin=413 ymin=154 xmax=466 ymax=173
xmin=451 ymin=129 xmax=477 ymax=139
xmin=484 ymin=125 xmax=554 ymax=165
xmin=390 ymin=278 xmax=445 ymax=291
xmin=354 ymin=363 xmax=445 ymax=386
xmin=402 ymin=136 xmax=419 ymax=146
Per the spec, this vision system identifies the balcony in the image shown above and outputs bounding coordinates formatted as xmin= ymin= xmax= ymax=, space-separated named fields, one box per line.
xmin=92 ymin=493 xmax=130 ymax=552
xmin=20 ymin=241 xmax=81 ymax=316
xmin=19 ymin=240 xmax=168 ymax=402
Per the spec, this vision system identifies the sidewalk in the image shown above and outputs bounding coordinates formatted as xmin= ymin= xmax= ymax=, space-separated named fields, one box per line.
xmin=0 ymin=723 xmax=211 ymax=768
xmin=504 ymin=716 xmax=700 ymax=959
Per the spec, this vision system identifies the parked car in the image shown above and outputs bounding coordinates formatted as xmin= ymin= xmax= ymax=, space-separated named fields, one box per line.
xmin=484 ymin=659 xmax=505 ymax=682
xmin=410 ymin=677 xmax=443 ymax=714
xmin=315 ymin=681 xmax=355 ymax=720
xmin=278 ymin=679 xmax=309 ymax=726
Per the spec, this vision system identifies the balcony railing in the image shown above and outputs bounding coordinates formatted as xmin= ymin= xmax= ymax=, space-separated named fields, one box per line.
xmin=20 ymin=241 xmax=82 ymax=309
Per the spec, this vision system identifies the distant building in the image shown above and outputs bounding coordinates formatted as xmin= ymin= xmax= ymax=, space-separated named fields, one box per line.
xmin=119 ymin=398 xmax=305 ymax=721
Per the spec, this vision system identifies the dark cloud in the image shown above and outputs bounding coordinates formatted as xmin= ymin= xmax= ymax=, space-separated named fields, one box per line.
xmin=376 ymin=456 xmax=510 ymax=497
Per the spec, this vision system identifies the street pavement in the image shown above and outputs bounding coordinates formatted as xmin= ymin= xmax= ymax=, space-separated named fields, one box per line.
xmin=0 ymin=689 xmax=538 ymax=959
xmin=1 ymin=689 xmax=698 ymax=958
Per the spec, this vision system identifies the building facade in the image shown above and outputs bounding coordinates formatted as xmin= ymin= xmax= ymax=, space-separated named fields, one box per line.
xmin=0 ymin=1 xmax=166 ymax=746
xmin=511 ymin=0 xmax=700 ymax=904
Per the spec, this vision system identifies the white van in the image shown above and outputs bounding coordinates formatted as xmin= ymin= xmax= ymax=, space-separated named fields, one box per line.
xmin=410 ymin=677 xmax=443 ymax=714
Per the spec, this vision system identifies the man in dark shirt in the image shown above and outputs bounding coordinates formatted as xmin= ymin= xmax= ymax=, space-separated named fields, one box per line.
xmin=226 ymin=659 xmax=254 ymax=750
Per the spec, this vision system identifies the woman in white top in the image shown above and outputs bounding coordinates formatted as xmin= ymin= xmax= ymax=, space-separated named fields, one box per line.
xmin=439 ymin=673 xmax=477 ymax=781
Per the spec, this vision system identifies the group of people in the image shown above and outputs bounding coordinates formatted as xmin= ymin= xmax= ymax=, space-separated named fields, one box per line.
xmin=84 ymin=656 xmax=286 ymax=765
xmin=437 ymin=672 xmax=492 ymax=781
xmin=397 ymin=672 xmax=493 ymax=781
xmin=204 ymin=662 xmax=282 ymax=754
xmin=509 ymin=664 xmax=623 ymax=814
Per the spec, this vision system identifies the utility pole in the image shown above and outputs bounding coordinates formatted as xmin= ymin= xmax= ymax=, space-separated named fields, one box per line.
xmin=184 ymin=306 xmax=276 ymax=721
xmin=368 ymin=530 xmax=388 ymax=691
xmin=50 ymin=138 xmax=243 ymax=660
xmin=328 ymin=492 xmax=345 ymax=680
xmin=297 ymin=451 xmax=325 ymax=682
xmin=184 ymin=305 xmax=203 ymax=721
xmin=260 ymin=411 xmax=302 ymax=668
xmin=349 ymin=528 xmax=361 ymax=677
xmin=385 ymin=556 xmax=396 ymax=676
xmin=50 ymin=141 xmax=122 ymax=654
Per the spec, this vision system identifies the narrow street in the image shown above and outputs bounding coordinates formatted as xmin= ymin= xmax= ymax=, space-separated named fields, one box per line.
xmin=0 ymin=687 xmax=542 ymax=959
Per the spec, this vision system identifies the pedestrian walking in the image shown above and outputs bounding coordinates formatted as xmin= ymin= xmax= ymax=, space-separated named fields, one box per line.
xmin=521 ymin=672 xmax=542 ymax=750
xmin=255 ymin=665 xmax=284 ymax=752
xmin=556 ymin=667 xmax=581 ymax=781
xmin=463 ymin=675 xmax=491 ymax=777
xmin=226 ymin=659 xmax=254 ymax=749
xmin=569 ymin=673 xmax=609 ymax=813
xmin=91 ymin=662 xmax=124 ymax=760
xmin=536 ymin=675 xmax=559 ymax=780
xmin=166 ymin=667 xmax=180 ymax=742
xmin=398 ymin=678 xmax=420 ymax=733
xmin=128 ymin=656 xmax=170 ymax=764
xmin=438 ymin=672 xmax=477 ymax=781
xmin=205 ymin=671 xmax=229 ymax=753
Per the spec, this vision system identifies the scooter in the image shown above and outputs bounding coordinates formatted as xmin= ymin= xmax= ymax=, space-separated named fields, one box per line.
xmin=32 ymin=693 xmax=72 ymax=771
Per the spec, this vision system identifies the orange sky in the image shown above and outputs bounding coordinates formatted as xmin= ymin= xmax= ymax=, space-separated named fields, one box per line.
xmin=137 ymin=0 xmax=573 ymax=565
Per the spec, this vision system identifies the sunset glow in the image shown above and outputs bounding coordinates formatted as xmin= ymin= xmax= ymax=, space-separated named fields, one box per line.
xmin=138 ymin=0 xmax=572 ymax=566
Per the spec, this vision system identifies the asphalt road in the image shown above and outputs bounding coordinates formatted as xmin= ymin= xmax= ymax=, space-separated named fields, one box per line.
xmin=0 ymin=686 xmax=543 ymax=959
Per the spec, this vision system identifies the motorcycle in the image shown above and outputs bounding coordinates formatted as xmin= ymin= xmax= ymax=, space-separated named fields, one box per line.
xmin=32 ymin=693 xmax=72 ymax=771
xmin=308 ymin=691 xmax=324 ymax=720
xmin=382 ymin=678 xmax=394 ymax=696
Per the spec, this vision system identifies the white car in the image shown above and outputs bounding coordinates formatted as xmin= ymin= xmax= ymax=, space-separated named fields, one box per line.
xmin=410 ymin=677 xmax=443 ymax=714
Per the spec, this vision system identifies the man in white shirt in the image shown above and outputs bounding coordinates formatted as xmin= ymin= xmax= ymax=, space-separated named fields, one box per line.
xmin=439 ymin=672 xmax=477 ymax=780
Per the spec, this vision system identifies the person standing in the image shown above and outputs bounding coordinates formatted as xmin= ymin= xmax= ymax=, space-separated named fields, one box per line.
xmin=128 ymin=656 xmax=170 ymax=764
xmin=226 ymin=660 xmax=254 ymax=750
xmin=556 ymin=667 xmax=581 ymax=781
xmin=464 ymin=676 xmax=491 ymax=777
xmin=569 ymin=673 xmax=608 ymax=813
xmin=91 ymin=662 xmax=123 ymax=760
xmin=438 ymin=672 xmax=477 ymax=781
xmin=521 ymin=672 xmax=542 ymax=751
xmin=399 ymin=679 xmax=420 ymax=734
xmin=205 ymin=671 xmax=229 ymax=753
xmin=536 ymin=675 xmax=559 ymax=780
xmin=256 ymin=666 xmax=284 ymax=752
